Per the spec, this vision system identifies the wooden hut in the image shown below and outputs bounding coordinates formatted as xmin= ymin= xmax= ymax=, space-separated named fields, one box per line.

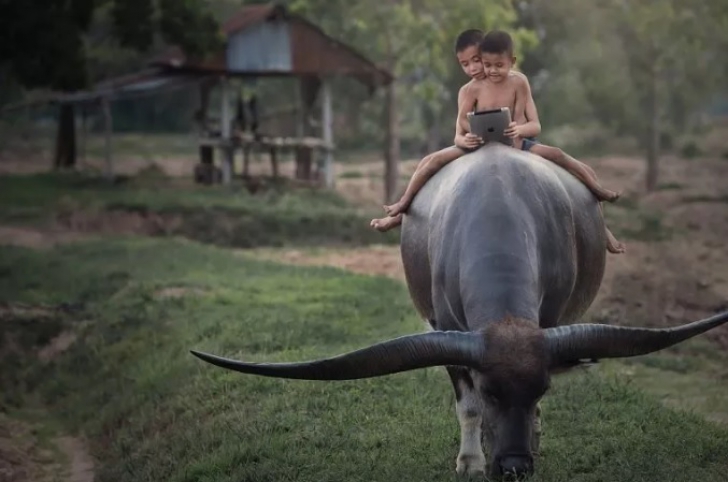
xmin=150 ymin=3 xmax=394 ymax=187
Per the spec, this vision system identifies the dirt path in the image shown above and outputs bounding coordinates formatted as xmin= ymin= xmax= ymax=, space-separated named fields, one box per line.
xmin=0 ymin=302 xmax=95 ymax=482
xmin=55 ymin=437 xmax=94 ymax=482
xmin=0 ymin=415 xmax=93 ymax=482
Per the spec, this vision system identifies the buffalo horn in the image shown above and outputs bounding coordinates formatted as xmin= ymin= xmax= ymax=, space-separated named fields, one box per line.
xmin=545 ymin=310 xmax=728 ymax=367
xmin=190 ymin=331 xmax=485 ymax=380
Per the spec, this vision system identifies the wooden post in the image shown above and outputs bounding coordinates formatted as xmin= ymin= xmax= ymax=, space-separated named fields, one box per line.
xmin=220 ymin=76 xmax=233 ymax=185
xmin=295 ymin=76 xmax=320 ymax=180
xmin=243 ymin=144 xmax=251 ymax=177
xmin=270 ymin=147 xmax=279 ymax=178
xmin=102 ymin=96 xmax=113 ymax=181
xmin=53 ymin=102 xmax=77 ymax=169
xmin=321 ymin=79 xmax=334 ymax=188
xmin=80 ymin=105 xmax=87 ymax=166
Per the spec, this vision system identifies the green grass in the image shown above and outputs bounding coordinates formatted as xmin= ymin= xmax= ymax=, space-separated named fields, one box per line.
xmin=2 ymin=238 xmax=728 ymax=481
xmin=604 ymin=204 xmax=673 ymax=242
xmin=601 ymin=356 xmax=728 ymax=425
xmin=0 ymin=172 xmax=398 ymax=247
xmin=657 ymin=182 xmax=684 ymax=191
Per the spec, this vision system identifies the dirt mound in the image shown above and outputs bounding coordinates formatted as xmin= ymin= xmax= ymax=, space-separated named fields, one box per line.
xmin=0 ymin=226 xmax=84 ymax=249
xmin=55 ymin=209 xmax=181 ymax=237
xmin=602 ymin=156 xmax=728 ymax=347
xmin=37 ymin=332 xmax=78 ymax=363
xmin=154 ymin=287 xmax=208 ymax=299
xmin=247 ymin=245 xmax=405 ymax=281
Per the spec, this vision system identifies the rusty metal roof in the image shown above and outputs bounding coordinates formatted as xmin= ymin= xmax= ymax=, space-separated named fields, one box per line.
xmin=149 ymin=3 xmax=393 ymax=89
xmin=221 ymin=4 xmax=287 ymax=35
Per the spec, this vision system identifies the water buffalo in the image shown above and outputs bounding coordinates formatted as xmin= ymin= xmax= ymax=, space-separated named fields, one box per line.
xmin=191 ymin=143 xmax=728 ymax=478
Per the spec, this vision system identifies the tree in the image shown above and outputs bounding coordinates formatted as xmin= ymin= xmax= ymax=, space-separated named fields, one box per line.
xmin=288 ymin=0 xmax=536 ymax=203
xmin=518 ymin=0 xmax=728 ymax=191
xmin=0 ymin=0 xmax=222 ymax=169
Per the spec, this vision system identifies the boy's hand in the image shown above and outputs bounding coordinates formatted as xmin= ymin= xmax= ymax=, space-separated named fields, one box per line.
xmin=504 ymin=122 xmax=524 ymax=139
xmin=458 ymin=133 xmax=483 ymax=149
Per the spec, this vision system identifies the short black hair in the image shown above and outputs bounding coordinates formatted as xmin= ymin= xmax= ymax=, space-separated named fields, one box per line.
xmin=480 ymin=30 xmax=514 ymax=56
xmin=454 ymin=29 xmax=485 ymax=54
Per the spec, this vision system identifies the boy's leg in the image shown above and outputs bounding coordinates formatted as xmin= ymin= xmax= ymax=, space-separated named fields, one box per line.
xmin=598 ymin=203 xmax=626 ymax=254
xmin=384 ymin=146 xmax=467 ymax=216
xmin=527 ymin=143 xmax=620 ymax=203
xmin=606 ymin=225 xmax=626 ymax=254
xmin=370 ymin=213 xmax=403 ymax=232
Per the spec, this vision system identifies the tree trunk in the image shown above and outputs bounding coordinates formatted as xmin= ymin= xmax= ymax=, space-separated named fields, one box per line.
xmin=425 ymin=105 xmax=440 ymax=155
xmin=645 ymin=68 xmax=660 ymax=192
xmin=384 ymin=81 xmax=400 ymax=204
xmin=54 ymin=103 xmax=76 ymax=169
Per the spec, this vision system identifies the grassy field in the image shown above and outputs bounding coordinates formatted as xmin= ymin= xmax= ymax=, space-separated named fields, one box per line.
xmin=0 ymin=173 xmax=398 ymax=248
xmin=2 ymin=238 xmax=728 ymax=482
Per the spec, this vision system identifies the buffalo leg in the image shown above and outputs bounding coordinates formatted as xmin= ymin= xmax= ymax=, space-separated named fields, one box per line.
xmin=446 ymin=366 xmax=486 ymax=476
xmin=532 ymin=402 xmax=542 ymax=456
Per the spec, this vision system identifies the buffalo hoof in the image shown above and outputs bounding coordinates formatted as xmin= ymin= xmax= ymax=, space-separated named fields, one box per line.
xmin=456 ymin=453 xmax=486 ymax=477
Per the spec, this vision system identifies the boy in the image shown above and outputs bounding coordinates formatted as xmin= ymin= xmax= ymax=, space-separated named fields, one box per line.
xmin=369 ymin=29 xmax=486 ymax=232
xmin=371 ymin=30 xmax=625 ymax=254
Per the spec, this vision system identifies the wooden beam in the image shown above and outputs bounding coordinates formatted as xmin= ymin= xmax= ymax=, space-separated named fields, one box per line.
xmin=321 ymin=79 xmax=334 ymax=188
xmin=200 ymin=135 xmax=331 ymax=149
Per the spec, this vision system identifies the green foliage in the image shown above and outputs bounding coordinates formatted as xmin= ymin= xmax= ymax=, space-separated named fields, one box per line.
xmin=288 ymin=0 xmax=537 ymax=147
xmin=158 ymin=0 xmax=224 ymax=59
xmin=111 ymin=0 xmax=155 ymax=51
xmin=680 ymin=140 xmax=702 ymax=159
xmin=604 ymin=205 xmax=672 ymax=242
xmin=0 ymin=0 xmax=92 ymax=90
xmin=0 ymin=0 xmax=221 ymax=91
xmin=520 ymin=0 xmax=728 ymax=163
xmin=1 ymin=239 xmax=728 ymax=481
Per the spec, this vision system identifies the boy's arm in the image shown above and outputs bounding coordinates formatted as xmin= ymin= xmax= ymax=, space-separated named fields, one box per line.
xmin=454 ymin=84 xmax=481 ymax=149
xmin=520 ymin=76 xmax=541 ymax=137
xmin=506 ymin=74 xmax=541 ymax=139
xmin=516 ymin=75 xmax=541 ymax=137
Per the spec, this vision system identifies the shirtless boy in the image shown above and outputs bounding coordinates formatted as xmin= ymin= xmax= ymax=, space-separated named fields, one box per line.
xmin=371 ymin=29 xmax=625 ymax=254
xmin=369 ymin=29 xmax=487 ymax=232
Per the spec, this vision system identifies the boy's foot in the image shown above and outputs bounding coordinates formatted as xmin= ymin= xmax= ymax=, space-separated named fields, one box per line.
xmin=606 ymin=231 xmax=626 ymax=254
xmin=594 ymin=188 xmax=621 ymax=203
xmin=383 ymin=199 xmax=411 ymax=217
xmin=370 ymin=215 xmax=402 ymax=232
xmin=607 ymin=240 xmax=627 ymax=254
